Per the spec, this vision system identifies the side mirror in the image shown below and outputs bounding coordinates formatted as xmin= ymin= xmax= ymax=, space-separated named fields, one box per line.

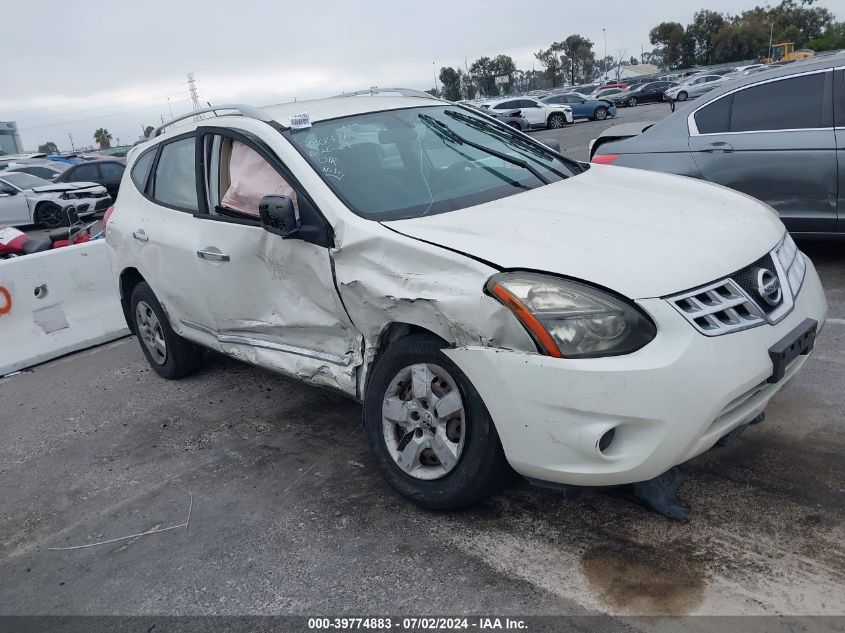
xmin=259 ymin=195 xmax=300 ymax=238
xmin=540 ymin=139 xmax=561 ymax=152
xmin=0 ymin=187 xmax=16 ymax=196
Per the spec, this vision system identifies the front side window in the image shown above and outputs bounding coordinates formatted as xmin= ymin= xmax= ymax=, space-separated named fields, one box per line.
xmin=285 ymin=105 xmax=582 ymax=221
xmin=211 ymin=137 xmax=297 ymax=219
xmin=730 ymin=72 xmax=827 ymax=132
xmin=496 ymin=100 xmax=520 ymax=110
xmin=16 ymin=166 xmax=56 ymax=179
xmin=153 ymin=137 xmax=197 ymax=211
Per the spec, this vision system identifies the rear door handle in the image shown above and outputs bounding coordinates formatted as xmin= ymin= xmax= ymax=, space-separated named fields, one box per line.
xmin=702 ymin=142 xmax=734 ymax=153
xmin=197 ymin=248 xmax=230 ymax=262
xmin=132 ymin=229 xmax=148 ymax=242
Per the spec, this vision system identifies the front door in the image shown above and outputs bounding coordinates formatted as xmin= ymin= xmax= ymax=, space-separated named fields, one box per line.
xmin=689 ymin=70 xmax=837 ymax=234
xmin=191 ymin=127 xmax=361 ymax=393
xmin=0 ymin=184 xmax=31 ymax=225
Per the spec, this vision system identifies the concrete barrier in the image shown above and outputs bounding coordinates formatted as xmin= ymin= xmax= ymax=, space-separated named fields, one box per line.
xmin=0 ymin=240 xmax=129 ymax=376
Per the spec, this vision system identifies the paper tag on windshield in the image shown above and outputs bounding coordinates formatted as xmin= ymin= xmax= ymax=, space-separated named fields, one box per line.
xmin=289 ymin=113 xmax=311 ymax=129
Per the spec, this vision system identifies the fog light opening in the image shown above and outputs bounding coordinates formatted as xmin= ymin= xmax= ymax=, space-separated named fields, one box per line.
xmin=598 ymin=428 xmax=616 ymax=453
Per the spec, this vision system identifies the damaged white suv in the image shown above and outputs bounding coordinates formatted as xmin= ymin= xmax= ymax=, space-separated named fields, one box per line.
xmin=106 ymin=95 xmax=827 ymax=511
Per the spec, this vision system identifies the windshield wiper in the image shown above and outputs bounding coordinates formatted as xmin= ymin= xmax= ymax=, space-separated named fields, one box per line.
xmin=418 ymin=113 xmax=550 ymax=185
xmin=443 ymin=109 xmax=571 ymax=179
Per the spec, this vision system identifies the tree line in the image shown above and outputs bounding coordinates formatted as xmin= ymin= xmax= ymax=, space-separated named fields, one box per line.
xmin=649 ymin=0 xmax=843 ymax=69
xmin=437 ymin=0 xmax=841 ymax=99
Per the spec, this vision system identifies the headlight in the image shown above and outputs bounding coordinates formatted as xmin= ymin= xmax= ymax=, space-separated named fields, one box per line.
xmin=775 ymin=232 xmax=806 ymax=294
xmin=486 ymin=272 xmax=657 ymax=358
xmin=61 ymin=192 xmax=79 ymax=200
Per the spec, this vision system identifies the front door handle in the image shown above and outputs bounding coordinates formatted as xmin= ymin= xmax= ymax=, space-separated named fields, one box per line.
xmin=197 ymin=248 xmax=230 ymax=262
xmin=132 ymin=229 xmax=148 ymax=242
xmin=702 ymin=142 xmax=734 ymax=153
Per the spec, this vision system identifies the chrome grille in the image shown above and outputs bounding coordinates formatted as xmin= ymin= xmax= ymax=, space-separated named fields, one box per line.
xmin=667 ymin=233 xmax=806 ymax=336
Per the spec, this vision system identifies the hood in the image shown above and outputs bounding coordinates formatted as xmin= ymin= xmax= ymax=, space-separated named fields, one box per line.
xmin=30 ymin=181 xmax=102 ymax=193
xmin=383 ymin=165 xmax=784 ymax=299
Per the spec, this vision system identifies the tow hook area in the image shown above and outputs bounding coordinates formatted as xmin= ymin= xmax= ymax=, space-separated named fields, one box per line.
xmin=716 ymin=412 xmax=765 ymax=447
xmin=623 ymin=466 xmax=688 ymax=521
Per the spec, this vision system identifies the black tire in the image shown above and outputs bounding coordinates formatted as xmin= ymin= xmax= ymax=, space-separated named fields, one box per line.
xmin=547 ymin=113 xmax=567 ymax=129
xmin=676 ymin=91 xmax=688 ymax=101
xmin=35 ymin=202 xmax=67 ymax=229
xmin=507 ymin=121 xmax=521 ymax=130
xmin=627 ymin=97 xmax=637 ymax=107
xmin=363 ymin=333 xmax=511 ymax=510
xmin=130 ymin=282 xmax=202 ymax=379
xmin=594 ymin=106 xmax=608 ymax=120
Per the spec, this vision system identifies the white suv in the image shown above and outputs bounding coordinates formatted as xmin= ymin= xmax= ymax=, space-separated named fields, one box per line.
xmin=106 ymin=96 xmax=827 ymax=511
xmin=481 ymin=97 xmax=573 ymax=129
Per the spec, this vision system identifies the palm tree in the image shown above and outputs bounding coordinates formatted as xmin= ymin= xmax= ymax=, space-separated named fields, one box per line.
xmin=94 ymin=128 xmax=112 ymax=149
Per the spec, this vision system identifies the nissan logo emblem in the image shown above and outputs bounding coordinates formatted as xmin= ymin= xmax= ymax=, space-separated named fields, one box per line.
xmin=755 ymin=268 xmax=782 ymax=307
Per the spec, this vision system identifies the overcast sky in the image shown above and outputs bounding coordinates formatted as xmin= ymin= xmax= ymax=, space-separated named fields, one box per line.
xmin=2 ymin=0 xmax=839 ymax=151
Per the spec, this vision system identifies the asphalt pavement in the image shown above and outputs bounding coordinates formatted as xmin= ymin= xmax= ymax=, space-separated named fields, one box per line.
xmin=1 ymin=101 xmax=843 ymax=620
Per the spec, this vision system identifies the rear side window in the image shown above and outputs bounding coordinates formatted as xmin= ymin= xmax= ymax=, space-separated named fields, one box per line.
xmin=152 ymin=137 xmax=197 ymax=211
xmin=100 ymin=162 xmax=125 ymax=179
xmin=694 ymin=95 xmax=733 ymax=134
xmin=130 ymin=150 xmax=155 ymax=191
xmin=730 ymin=73 xmax=826 ymax=132
xmin=72 ymin=163 xmax=100 ymax=181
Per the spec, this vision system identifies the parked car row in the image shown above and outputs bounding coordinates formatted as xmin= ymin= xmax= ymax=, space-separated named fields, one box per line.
xmin=590 ymin=55 xmax=844 ymax=238
xmin=0 ymin=171 xmax=111 ymax=228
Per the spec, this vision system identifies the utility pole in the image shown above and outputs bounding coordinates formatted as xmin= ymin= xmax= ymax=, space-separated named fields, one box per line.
xmin=432 ymin=62 xmax=438 ymax=95
xmin=167 ymin=97 xmax=174 ymax=120
xmin=768 ymin=21 xmax=774 ymax=61
xmin=67 ymin=132 xmax=75 ymax=151
xmin=602 ymin=28 xmax=607 ymax=81
xmin=641 ymin=44 xmax=644 ymax=65
xmin=187 ymin=72 xmax=201 ymax=120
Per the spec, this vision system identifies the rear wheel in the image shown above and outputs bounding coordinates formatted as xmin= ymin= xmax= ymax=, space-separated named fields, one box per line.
xmin=363 ymin=334 xmax=510 ymax=509
xmin=593 ymin=106 xmax=608 ymax=121
xmin=130 ymin=282 xmax=202 ymax=379
xmin=676 ymin=91 xmax=688 ymax=101
xmin=547 ymin=113 xmax=567 ymax=129
xmin=35 ymin=202 xmax=66 ymax=229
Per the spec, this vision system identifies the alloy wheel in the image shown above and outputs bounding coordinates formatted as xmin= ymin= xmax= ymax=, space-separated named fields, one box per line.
xmin=381 ymin=363 xmax=466 ymax=480
xmin=135 ymin=300 xmax=167 ymax=365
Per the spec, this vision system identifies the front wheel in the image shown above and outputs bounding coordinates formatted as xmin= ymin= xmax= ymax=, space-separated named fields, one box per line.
xmin=363 ymin=334 xmax=510 ymax=509
xmin=594 ymin=106 xmax=608 ymax=120
xmin=676 ymin=91 xmax=688 ymax=101
xmin=627 ymin=97 xmax=637 ymax=107
xmin=547 ymin=113 xmax=567 ymax=129
xmin=35 ymin=202 xmax=67 ymax=229
xmin=130 ymin=282 xmax=203 ymax=379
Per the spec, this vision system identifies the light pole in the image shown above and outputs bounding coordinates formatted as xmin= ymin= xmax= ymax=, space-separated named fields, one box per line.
xmin=433 ymin=62 xmax=438 ymax=95
xmin=602 ymin=28 xmax=607 ymax=81
xmin=768 ymin=21 xmax=774 ymax=61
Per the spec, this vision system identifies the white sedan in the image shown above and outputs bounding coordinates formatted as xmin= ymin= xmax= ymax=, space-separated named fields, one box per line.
xmin=0 ymin=172 xmax=111 ymax=228
xmin=481 ymin=97 xmax=573 ymax=129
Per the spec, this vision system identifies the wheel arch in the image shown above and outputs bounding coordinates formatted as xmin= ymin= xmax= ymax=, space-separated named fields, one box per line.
xmin=119 ymin=267 xmax=146 ymax=333
xmin=359 ymin=321 xmax=451 ymax=400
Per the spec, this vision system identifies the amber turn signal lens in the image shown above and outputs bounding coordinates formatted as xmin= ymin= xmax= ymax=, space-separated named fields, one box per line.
xmin=489 ymin=283 xmax=563 ymax=358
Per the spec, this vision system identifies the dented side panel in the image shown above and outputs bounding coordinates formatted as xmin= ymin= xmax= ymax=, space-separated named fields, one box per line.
xmin=194 ymin=219 xmax=362 ymax=395
xmin=332 ymin=223 xmax=536 ymax=398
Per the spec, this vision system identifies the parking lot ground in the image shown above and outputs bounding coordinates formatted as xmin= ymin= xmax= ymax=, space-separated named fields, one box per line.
xmin=1 ymin=103 xmax=843 ymax=618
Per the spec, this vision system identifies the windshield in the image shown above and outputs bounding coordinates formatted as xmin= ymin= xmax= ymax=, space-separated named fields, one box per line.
xmin=0 ymin=172 xmax=51 ymax=190
xmin=284 ymin=105 xmax=583 ymax=221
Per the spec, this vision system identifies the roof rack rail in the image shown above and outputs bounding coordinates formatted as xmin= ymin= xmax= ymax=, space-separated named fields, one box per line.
xmin=334 ymin=87 xmax=441 ymax=100
xmin=152 ymin=103 xmax=272 ymax=138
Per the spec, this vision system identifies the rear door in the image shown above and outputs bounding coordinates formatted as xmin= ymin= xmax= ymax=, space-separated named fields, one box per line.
xmin=127 ymin=135 xmax=212 ymax=332
xmin=517 ymin=99 xmax=545 ymax=126
xmin=835 ymin=67 xmax=845 ymax=233
xmin=191 ymin=126 xmax=360 ymax=392
xmin=689 ymin=69 xmax=837 ymax=233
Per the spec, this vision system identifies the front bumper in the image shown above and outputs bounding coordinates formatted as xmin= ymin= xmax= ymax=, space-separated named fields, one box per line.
xmin=444 ymin=259 xmax=827 ymax=487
